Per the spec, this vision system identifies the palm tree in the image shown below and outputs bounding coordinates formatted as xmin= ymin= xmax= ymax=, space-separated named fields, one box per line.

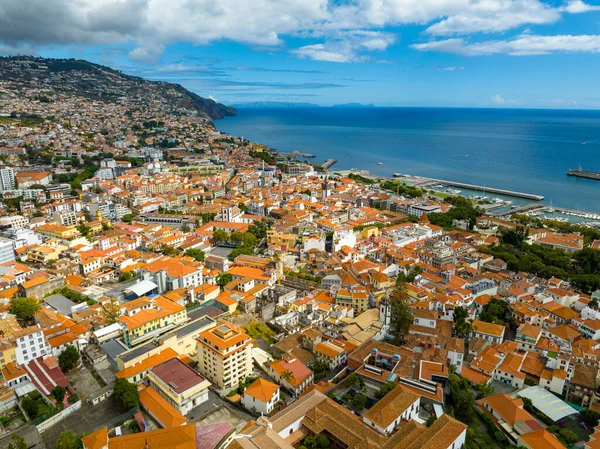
xmin=281 ymin=369 xmax=295 ymax=384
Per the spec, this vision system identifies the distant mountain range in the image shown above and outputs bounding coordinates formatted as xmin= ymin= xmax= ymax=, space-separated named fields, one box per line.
xmin=234 ymin=101 xmax=376 ymax=109
xmin=0 ymin=56 xmax=236 ymax=120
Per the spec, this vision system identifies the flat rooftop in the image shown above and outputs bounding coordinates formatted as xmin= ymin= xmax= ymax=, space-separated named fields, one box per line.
xmin=119 ymin=340 xmax=158 ymax=363
xmin=150 ymin=358 xmax=206 ymax=395
xmin=159 ymin=317 xmax=214 ymax=342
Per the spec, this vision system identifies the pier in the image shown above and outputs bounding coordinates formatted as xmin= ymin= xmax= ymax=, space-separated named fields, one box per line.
xmin=321 ymin=159 xmax=338 ymax=170
xmin=419 ymin=178 xmax=544 ymax=201
xmin=496 ymin=204 xmax=545 ymax=217
xmin=567 ymin=168 xmax=600 ymax=181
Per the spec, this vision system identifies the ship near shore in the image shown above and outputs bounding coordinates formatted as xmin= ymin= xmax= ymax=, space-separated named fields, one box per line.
xmin=567 ymin=166 xmax=600 ymax=181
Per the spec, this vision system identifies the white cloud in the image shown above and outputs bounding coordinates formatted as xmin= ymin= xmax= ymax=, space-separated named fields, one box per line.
xmin=413 ymin=34 xmax=600 ymax=55
xmin=560 ymin=1 xmax=600 ymax=14
xmin=0 ymin=0 xmax=599 ymax=63
xmin=491 ymin=94 xmax=505 ymax=104
xmin=436 ymin=65 xmax=465 ymax=71
xmin=490 ymin=94 xmax=517 ymax=105
xmin=293 ymin=31 xmax=396 ymax=62
xmin=425 ymin=0 xmax=560 ymax=36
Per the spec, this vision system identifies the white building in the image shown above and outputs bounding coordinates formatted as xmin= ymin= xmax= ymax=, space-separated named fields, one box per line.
xmin=0 ymin=238 xmax=15 ymax=264
xmin=362 ymin=384 xmax=420 ymax=435
xmin=0 ymin=168 xmax=16 ymax=191
xmin=15 ymin=326 xmax=51 ymax=364
xmin=3 ymin=228 xmax=42 ymax=250
xmin=0 ymin=215 xmax=29 ymax=230
xmin=241 ymin=378 xmax=280 ymax=415
xmin=53 ymin=211 xmax=78 ymax=227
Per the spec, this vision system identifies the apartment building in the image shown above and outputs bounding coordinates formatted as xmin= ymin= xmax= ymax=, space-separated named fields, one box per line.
xmin=0 ymin=215 xmax=29 ymax=229
xmin=138 ymin=256 xmax=203 ymax=294
xmin=0 ymin=238 xmax=15 ymax=264
xmin=195 ymin=322 xmax=253 ymax=391
xmin=146 ymin=357 xmax=211 ymax=415
xmin=14 ymin=326 xmax=52 ymax=364
xmin=118 ymin=295 xmax=187 ymax=347
xmin=0 ymin=167 xmax=16 ymax=191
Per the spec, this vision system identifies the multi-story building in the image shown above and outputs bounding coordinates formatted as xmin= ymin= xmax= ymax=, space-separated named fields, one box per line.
xmin=15 ymin=171 xmax=52 ymax=188
xmin=241 ymin=378 xmax=280 ymax=415
xmin=471 ymin=320 xmax=506 ymax=344
xmin=14 ymin=325 xmax=52 ymax=364
xmin=195 ymin=321 xmax=253 ymax=391
xmin=0 ymin=238 xmax=15 ymax=264
xmin=314 ymin=341 xmax=347 ymax=369
xmin=0 ymin=215 xmax=29 ymax=230
xmin=118 ymin=295 xmax=187 ymax=347
xmin=52 ymin=211 xmax=78 ymax=227
xmin=146 ymin=357 xmax=211 ymax=415
xmin=0 ymin=167 xmax=16 ymax=191
xmin=138 ymin=256 xmax=203 ymax=294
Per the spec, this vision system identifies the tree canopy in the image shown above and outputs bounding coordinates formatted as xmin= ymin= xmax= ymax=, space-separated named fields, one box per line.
xmin=113 ymin=379 xmax=139 ymax=409
xmin=58 ymin=345 xmax=80 ymax=372
xmin=184 ymin=248 xmax=205 ymax=262
xmin=9 ymin=297 xmax=40 ymax=321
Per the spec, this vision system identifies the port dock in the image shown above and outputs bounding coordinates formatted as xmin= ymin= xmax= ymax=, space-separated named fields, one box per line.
xmin=567 ymin=168 xmax=600 ymax=181
xmin=321 ymin=159 xmax=338 ymax=170
xmin=418 ymin=178 xmax=544 ymax=201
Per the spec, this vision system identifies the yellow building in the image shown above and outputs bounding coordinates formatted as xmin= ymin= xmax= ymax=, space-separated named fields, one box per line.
xmin=86 ymin=220 xmax=104 ymax=235
xmin=0 ymin=339 xmax=16 ymax=373
xmin=119 ymin=296 xmax=187 ymax=347
xmin=361 ymin=227 xmax=380 ymax=239
xmin=37 ymin=223 xmax=80 ymax=240
xmin=27 ymin=244 xmax=67 ymax=263
xmin=267 ymin=229 xmax=297 ymax=249
xmin=195 ymin=321 xmax=253 ymax=391
xmin=335 ymin=288 xmax=369 ymax=313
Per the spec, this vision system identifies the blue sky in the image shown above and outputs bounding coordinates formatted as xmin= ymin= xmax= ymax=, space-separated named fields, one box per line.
xmin=1 ymin=0 xmax=600 ymax=108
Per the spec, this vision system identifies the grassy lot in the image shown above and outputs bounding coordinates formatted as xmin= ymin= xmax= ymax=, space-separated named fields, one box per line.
xmin=244 ymin=321 xmax=276 ymax=344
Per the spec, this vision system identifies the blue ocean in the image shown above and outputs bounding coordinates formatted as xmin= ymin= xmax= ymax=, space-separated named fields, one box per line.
xmin=216 ymin=107 xmax=600 ymax=212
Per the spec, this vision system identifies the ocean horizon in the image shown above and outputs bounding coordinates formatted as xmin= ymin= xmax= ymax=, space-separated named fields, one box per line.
xmin=216 ymin=106 xmax=600 ymax=212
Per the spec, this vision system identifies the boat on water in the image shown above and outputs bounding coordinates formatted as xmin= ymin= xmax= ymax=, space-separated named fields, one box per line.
xmin=377 ymin=161 xmax=383 ymax=165
xmin=447 ymin=188 xmax=461 ymax=195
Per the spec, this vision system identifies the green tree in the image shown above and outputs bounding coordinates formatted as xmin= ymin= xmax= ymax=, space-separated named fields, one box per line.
xmin=375 ymin=382 xmax=398 ymax=399
xmin=316 ymin=433 xmax=330 ymax=448
xmin=9 ymin=297 xmax=40 ymax=321
xmin=447 ymin=374 xmax=476 ymax=425
xmin=389 ymin=277 xmax=413 ymax=343
xmin=8 ymin=434 xmax=27 ymax=449
xmin=475 ymin=381 xmax=495 ymax=399
xmin=161 ymin=245 xmax=180 ymax=256
xmin=113 ymin=379 xmax=139 ymax=409
xmin=479 ymin=298 xmax=509 ymax=325
xmin=58 ymin=345 xmax=80 ymax=372
xmin=52 ymin=385 xmax=67 ymax=403
xmin=581 ymin=408 xmax=600 ymax=427
xmin=216 ymin=272 xmax=233 ymax=287
xmin=213 ymin=229 xmax=229 ymax=243
xmin=558 ymin=428 xmax=577 ymax=444
xmin=425 ymin=416 xmax=436 ymax=427
xmin=351 ymin=394 xmax=367 ymax=410
xmin=119 ymin=271 xmax=136 ymax=282
xmin=310 ymin=359 xmax=330 ymax=379
xmin=121 ymin=214 xmax=135 ymax=223
xmin=281 ymin=370 xmax=295 ymax=384
xmin=184 ymin=248 xmax=206 ymax=262
xmin=453 ymin=306 xmax=471 ymax=338
xmin=56 ymin=430 xmax=78 ymax=449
